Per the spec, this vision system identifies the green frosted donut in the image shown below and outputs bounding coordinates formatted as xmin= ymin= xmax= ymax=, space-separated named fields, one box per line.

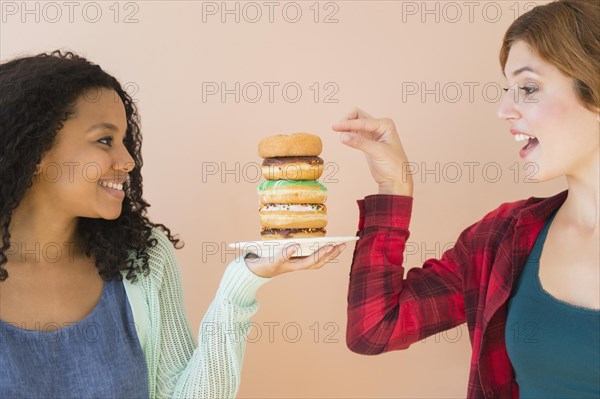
xmin=257 ymin=180 xmax=327 ymax=193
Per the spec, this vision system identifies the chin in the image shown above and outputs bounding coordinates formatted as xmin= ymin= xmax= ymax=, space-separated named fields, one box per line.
xmin=101 ymin=210 xmax=122 ymax=220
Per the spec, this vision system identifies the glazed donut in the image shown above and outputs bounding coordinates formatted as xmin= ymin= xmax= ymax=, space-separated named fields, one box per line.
xmin=260 ymin=228 xmax=326 ymax=240
xmin=262 ymin=156 xmax=324 ymax=181
xmin=259 ymin=203 xmax=327 ymax=229
xmin=258 ymin=133 xmax=322 ymax=158
xmin=257 ymin=180 xmax=327 ymax=204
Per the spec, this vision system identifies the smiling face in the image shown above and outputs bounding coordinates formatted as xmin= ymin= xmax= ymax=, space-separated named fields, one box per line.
xmin=497 ymin=40 xmax=599 ymax=182
xmin=34 ymin=87 xmax=136 ymax=220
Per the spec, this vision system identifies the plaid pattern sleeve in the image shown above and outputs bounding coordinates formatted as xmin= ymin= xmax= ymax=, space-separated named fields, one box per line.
xmin=346 ymin=191 xmax=569 ymax=398
xmin=347 ymin=194 xmax=468 ymax=354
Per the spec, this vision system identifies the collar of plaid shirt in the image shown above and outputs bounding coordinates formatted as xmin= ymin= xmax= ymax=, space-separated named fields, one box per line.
xmin=478 ymin=189 xmax=568 ymax=398
xmin=348 ymin=189 xmax=569 ymax=399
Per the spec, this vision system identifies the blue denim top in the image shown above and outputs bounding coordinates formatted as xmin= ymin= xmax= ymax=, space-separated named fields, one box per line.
xmin=0 ymin=278 xmax=149 ymax=398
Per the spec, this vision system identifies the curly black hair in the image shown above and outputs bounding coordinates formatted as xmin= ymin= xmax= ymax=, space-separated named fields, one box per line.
xmin=0 ymin=50 xmax=184 ymax=283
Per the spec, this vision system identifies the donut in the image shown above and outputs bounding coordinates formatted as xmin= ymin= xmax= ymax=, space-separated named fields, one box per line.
xmin=260 ymin=228 xmax=326 ymax=240
xmin=262 ymin=156 xmax=324 ymax=181
xmin=257 ymin=180 xmax=327 ymax=205
xmin=259 ymin=203 xmax=327 ymax=229
xmin=258 ymin=133 xmax=322 ymax=158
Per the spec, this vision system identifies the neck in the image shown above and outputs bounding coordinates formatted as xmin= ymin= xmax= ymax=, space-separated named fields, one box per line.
xmin=562 ymin=151 xmax=599 ymax=233
xmin=7 ymin=197 xmax=84 ymax=266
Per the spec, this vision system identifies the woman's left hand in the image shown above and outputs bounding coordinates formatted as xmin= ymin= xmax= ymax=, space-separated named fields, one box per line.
xmin=243 ymin=243 xmax=347 ymax=278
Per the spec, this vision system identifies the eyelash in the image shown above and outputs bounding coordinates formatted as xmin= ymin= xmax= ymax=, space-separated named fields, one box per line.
xmin=98 ymin=137 xmax=127 ymax=146
xmin=502 ymin=85 xmax=538 ymax=95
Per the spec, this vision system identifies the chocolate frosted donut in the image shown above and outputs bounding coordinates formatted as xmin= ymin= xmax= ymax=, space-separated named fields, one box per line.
xmin=257 ymin=180 xmax=327 ymax=204
xmin=258 ymin=133 xmax=322 ymax=158
xmin=260 ymin=228 xmax=326 ymax=240
xmin=262 ymin=156 xmax=324 ymax=181
xmin=259 ymin=203 xmax=327 ymax=229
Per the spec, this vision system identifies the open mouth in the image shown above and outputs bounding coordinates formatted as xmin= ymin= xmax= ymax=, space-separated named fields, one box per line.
xmin=513 ymin=132 xmax=539 ymax=158
xmin=522 ymin=137 xmax=539 ymax=151
xmin=98 ymin=181 xmax=125 ymax=199
xmin=519 ymin=137 xmax=539 ymax=158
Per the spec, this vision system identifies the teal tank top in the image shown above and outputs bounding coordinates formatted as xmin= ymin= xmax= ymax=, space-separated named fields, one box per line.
xmin=506 ymin=210 xmax=600 ymax=398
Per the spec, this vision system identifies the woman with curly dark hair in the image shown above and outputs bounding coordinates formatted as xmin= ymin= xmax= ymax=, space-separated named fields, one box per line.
xmin=0 ymin=51 xmax=346 ymax=398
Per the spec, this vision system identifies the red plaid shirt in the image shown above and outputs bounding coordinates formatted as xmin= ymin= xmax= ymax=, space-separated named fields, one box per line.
xmin=347 ymin=190 xmax=569 ymax=399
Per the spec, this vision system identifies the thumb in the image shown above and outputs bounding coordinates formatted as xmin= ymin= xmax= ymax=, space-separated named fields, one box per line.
xmin=340 ymin=132 xmax=377 ymax=155
xmin=278 ymin=244 xmax=299 ymax=264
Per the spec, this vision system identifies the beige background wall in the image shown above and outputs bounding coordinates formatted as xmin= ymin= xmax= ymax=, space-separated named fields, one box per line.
xmin=1 ymin=1 xmax=561 ymax=397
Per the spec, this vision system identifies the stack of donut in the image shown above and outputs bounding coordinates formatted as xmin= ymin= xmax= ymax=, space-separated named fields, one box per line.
xmin=257 ymin=133 xmax=327 ymax=240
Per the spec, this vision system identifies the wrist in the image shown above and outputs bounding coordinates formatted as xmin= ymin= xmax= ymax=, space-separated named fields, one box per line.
xmin=244 ymin=252 xmax=279 ymax=278
xmin=243 ymin=252 xmax=261 ymax=275
xmin=378 ymin=181 xmax=413 ymax=196
xmin=216 ymin=255 xmax=271 ymax=307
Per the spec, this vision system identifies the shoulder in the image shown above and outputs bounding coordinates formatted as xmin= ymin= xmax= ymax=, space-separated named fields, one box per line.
xmin=465 ymin=190 xmax=566 ymax=239
xmin=481 ymin=197 xmax=529 ymax=223
xmin=148 ymin=227 xmax=181 ymax=283
xmin=481 ymin=190 xmax=566 ymax=223
xmin=147 ymin=227 xmax=177 ymax=258
xmin=124 ymin=227 xmax=179 ymax=288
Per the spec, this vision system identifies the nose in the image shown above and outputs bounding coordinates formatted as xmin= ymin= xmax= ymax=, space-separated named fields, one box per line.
xmin=496 ymin=86 xmax=520 ymax=121
xmin=112 ymin=145 xmax=136 ymax=173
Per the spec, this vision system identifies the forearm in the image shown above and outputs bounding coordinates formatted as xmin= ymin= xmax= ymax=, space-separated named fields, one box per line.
xmin=347 ymin=194 xmax=467 ymax=354
xmin=157 ymin=255 xmax=269 ymax=399
xmin=347 ymin=195 xmax=414 ymax=354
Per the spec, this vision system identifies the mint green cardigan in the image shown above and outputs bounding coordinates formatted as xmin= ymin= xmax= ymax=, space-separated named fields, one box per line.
xmin=121 ymin=227 xmax=270 ymax=398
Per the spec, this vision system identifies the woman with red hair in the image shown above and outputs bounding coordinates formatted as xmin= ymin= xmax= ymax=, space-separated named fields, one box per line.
xmin=335 ymin=1 xmax=599 ymax=397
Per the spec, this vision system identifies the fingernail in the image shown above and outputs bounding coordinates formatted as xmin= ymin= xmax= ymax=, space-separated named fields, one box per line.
xmin=341 ymin=133 xmax=351 ymax=143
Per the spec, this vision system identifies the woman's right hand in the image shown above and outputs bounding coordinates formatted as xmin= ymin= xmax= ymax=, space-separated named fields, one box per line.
xmin=332 ymin=108 xmax=413 ymax=196
xmin=244 ymin=243 xmax=346 ymax=278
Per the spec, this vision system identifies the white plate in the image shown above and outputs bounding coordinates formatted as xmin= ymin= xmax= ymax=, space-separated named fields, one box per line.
xmin=227 ymin=236 xmax=359 ymax=258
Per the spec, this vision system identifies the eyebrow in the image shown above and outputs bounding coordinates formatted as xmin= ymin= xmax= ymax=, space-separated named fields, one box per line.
xmin=510 ymin=66 xmax=539 ymax=78
xmin=85 ymin=122 xmax=123 ymax=135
